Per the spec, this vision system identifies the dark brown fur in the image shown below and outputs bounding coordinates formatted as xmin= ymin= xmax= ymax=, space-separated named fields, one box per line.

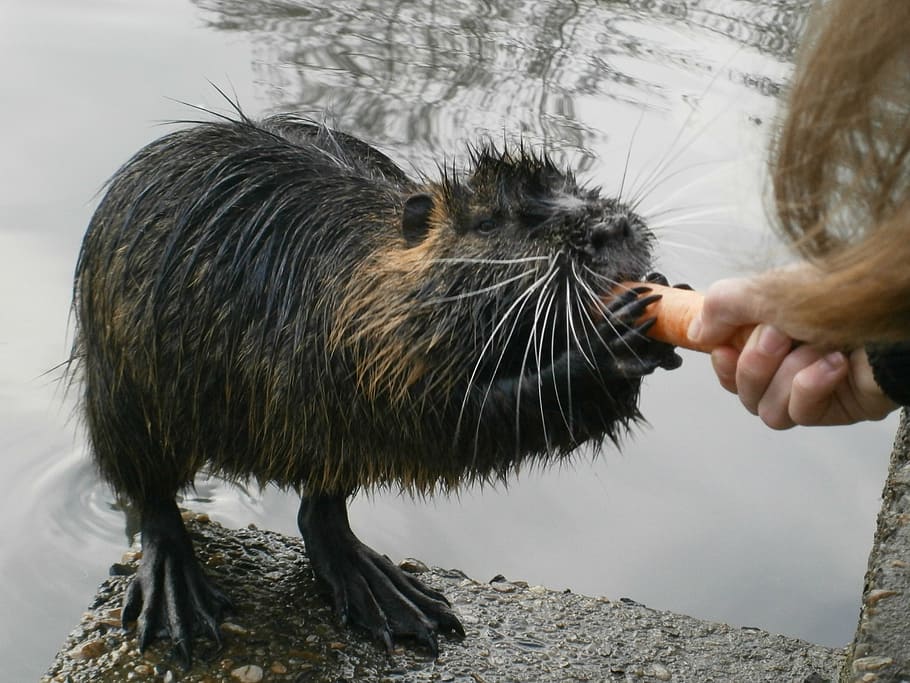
xmin=71 ymin=110 xmax=679 ymax=659
xmin=74 ymin=113 xmax=671 ymax=499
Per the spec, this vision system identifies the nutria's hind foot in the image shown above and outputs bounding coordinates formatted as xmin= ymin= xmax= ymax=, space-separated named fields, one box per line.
xmin=122 ymin=499 xmax=232 ymax=668
xmin=298 ymin=495 xmax=465 ymax=656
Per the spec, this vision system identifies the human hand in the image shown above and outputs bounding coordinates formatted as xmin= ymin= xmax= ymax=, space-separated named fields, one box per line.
xmin=688 ymin=278 xmax=898 ymax=428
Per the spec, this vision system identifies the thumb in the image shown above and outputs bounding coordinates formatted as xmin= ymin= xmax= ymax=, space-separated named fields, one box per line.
xmin=689 ymin=278 xmax=770 ymax=347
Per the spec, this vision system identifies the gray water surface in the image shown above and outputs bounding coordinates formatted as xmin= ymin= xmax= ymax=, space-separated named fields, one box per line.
xmin=1 ymin=1 xmax=898 ymax=680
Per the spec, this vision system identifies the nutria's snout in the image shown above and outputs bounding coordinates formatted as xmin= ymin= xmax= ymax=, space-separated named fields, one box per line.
xmin=559 ymin=202 xmax=651 ymax=279
xmin=590 ymin=214 xmax=632 ymax=247
xmin=569 ymin=214 xmax=633 ymax=256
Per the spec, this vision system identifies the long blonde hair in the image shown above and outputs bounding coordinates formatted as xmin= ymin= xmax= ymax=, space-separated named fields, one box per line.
xmin=766 ymin=0 xmax=910 ymax=347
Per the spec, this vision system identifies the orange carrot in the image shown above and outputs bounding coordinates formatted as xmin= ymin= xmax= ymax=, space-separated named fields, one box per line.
xmin=615 ymin=281 xmax=753 ymax=353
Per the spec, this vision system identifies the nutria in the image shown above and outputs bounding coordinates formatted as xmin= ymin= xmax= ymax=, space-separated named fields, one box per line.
xmin=71 ymin=108 xmax=682 ymax=664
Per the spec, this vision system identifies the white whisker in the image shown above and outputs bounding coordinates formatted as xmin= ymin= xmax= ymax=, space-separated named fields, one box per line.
xmin=419 ymin=269 xmax=535 ymax=305
xmin=428 ymin=256 xmax=549 ymax=266
xmin=458 ymin=264 xmax=559 ymax=464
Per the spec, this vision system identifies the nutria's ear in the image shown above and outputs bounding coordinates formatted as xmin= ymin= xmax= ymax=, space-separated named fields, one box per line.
xmin=402 ymin=193 xmax=434 ymax=246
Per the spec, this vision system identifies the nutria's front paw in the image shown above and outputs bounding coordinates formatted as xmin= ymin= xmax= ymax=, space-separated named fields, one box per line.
xmin=645 ymin=270 xmax=694 ymax=292
xmin=593 ymin=286 xmax=682 ymax=377
xmin=644 ymin=271 xmax=670 ymax=286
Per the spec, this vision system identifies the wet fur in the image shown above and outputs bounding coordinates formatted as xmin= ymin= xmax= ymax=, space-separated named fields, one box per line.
xmin=72 ymin=113 xmax=664 ymax=502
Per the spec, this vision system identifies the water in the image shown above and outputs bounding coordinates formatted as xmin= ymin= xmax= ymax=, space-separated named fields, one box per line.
xmin=1 ymin=0 xmax=898 ymax=680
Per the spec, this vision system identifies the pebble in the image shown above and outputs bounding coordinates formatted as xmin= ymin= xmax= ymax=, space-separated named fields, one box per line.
xmin=399 ymin=557 xmax=429 ymax=573
xmin=230 ymin=664 xmax=264 ymax=682
xmin=121 ymin=550 xmax=142 ymax=563
xmin=864 ymin=589 xmax=897 ymax=607
xmin=269 ymin=661 xmax=288 ymax=674
xmin=651 ymin=663 xmax=672 ymax=680
xmin=98 ymin=608 xmax=122 ymax=628
xmin=67 ymin=638 xmax=107 ymax=661
xmin=852 ymin=656 xmax=894 ymax=672
xmin=220 ymin=621 xmax=250 ymax=636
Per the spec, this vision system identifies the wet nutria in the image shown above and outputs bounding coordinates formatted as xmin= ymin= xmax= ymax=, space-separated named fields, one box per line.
xmin=71 ymin=108 xmax=682 ymax=664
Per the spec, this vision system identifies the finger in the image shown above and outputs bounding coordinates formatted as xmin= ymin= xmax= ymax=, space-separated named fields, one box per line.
xmin=756 ymin=344 xmax=829 ymax=429
xmin=689 ymin=278 xmax=769 ymax=347
xmin=710 ymin=346 xmax=740 ymax=394
xmin=735 ymin=324 xmax=792 ymax=415
xmin=789 ymin=352 xmax=849 ymax=426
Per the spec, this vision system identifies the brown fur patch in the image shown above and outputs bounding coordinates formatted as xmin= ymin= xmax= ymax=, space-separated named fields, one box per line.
xmin=330 ymin=205 xmax=455 ymax=403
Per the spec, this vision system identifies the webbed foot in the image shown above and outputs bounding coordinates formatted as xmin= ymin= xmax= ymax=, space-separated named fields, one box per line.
xmin=298 ymin=494 xmax=464 ymax=656
xmin=121 ymin=500 xmax=232 ymax=668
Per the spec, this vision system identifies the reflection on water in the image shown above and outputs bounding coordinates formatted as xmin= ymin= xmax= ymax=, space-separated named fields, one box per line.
xmin=2 ymin=0 xmax=897 ymax=681
xmin=197 ymin=0 xmax=807 ymax=169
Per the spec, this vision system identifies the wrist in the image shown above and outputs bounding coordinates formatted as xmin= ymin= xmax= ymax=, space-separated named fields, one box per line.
xmin=866 ymin=342 xmax=910 ymax=406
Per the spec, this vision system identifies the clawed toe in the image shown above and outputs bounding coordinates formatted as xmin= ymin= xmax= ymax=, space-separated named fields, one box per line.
xmin=330 ymin=546 xmax=463 ymax=655
xmin=123 ymin=502 xmax=231 ymax=668
xmin=299 ymin=494 xmax=463 ymax=657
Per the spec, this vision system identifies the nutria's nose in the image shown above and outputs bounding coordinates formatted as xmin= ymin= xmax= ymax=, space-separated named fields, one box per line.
xmin=589 ymin=216 xmax=631 ymax=251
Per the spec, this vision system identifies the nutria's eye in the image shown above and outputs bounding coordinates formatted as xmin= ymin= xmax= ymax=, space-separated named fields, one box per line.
xmin=402 ymin=193 xmax=434 ymax=246
xmin=474 ymin=217 xmax=496 ymax=234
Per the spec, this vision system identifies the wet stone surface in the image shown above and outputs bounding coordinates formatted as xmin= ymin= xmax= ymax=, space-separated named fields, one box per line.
xmin=841 ymin=411 xmax=910 ymax=682
xmin=42 ymin=512 xmax=844 ymax=682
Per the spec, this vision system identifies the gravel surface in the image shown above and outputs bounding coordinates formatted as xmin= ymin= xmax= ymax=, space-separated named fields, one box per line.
xmin=43 ymin=512 xmax=843 ymax=683
xmin=46 ymin=410 xmax=910 ymax=682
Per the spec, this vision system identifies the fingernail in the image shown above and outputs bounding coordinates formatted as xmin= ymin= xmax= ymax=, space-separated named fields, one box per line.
xmin=757 ymin=326 xmax=788 ymax=354
xmin=687 ymin=316 xmax=702 ymax=342
xmin=821 ymin=351 xmax=847 ymax=372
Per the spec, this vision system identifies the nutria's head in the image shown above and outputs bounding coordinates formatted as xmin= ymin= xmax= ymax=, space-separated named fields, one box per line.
xmin=333 ymin=143 xmax=655 ymax=402
xmin=404 ymin=145 xmax=653 ymax=277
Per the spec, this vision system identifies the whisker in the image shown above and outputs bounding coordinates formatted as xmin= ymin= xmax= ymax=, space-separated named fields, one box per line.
xmin=654 ymin=239 xmax=727 ymax=258
xmin=457 ymin=264 xmax=557 ymax=460
xmin=646 ymin=220 xmax=728 ymax=241
xmin=625 ymin=46 xmax=744 ymax=210
xmin=618 ymin=107 xmax=647 ymax=203
xmin=580 ymin=266 xmax=624 ymax=291
xmin=643 ymin=202 xmax=733 ymax=225
xmin=530 ymin=289 xmax=557 ymax=453
xmin=466 ymin=285 xmax=539 ymax=464
xmin=502 ymin=266 xmax=560 ymax=452
xmin=428 ymin=256 xmax=549 ymax=266
xmin=632 ymin=158 xmax=735 ymax=215
xmin=566 ymin=289 xmax=595 ymax=370
xmin=418 ymin=269 xmax=535 ymax=305
xmin=575 ymin=266 xmax=642 ymax=368
xmin=548 ymin=281 xmax=573 ymax=439
xmin=564 ymin=276 xmax=574 ymax=433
